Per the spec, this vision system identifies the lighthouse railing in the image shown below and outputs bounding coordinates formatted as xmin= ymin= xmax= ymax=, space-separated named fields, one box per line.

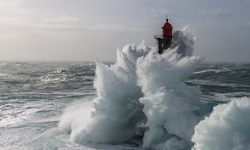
xmin=154 ymin=35 xmax=162 ymax=39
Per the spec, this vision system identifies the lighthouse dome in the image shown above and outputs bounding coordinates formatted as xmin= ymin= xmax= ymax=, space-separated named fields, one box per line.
xmin=162 ymin=19 xmax=173 ymax=29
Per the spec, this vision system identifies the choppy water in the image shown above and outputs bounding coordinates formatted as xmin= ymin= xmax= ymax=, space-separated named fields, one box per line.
xmin=1 ymin=27 xmax=250 ymax=150
xmin=0 ymin=61 xmax=97 ymax=149
xmin=188 ymin=62 xmax=250 ymax=101
xmin=0 ymin=61 xmax=250 ymax=149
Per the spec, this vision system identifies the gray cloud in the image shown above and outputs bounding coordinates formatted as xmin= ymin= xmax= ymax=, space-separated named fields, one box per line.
xmin=140 ymin=8 xmax=169 ymax=18
xmin=237 ymin=0 xmax=250 ymax=3
xmin=200 ymin=8 xmax=234 ymax=18
xmin=0 ymin=0 xmax=22 ymax=6
xmin=0 ymin=15 xmax=74 ymax=29
xmin=83 ymin=24 xmax=146 ymax=32
xmin=212 ymin=8 xmax=233 ymax=17
xmin=0 ymin=0 xmax=250 ymax=62
xmin=43 ymin=15 xmax=79 ymax=22
xmin=244 ymin=21 xmax=250 ymax=29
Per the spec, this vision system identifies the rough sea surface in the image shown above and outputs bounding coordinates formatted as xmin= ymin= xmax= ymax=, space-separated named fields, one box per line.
xmin=1 ymin=28 xmax=250 ymax=150
xmin=0 ymin=61 xmax=250 ymax=150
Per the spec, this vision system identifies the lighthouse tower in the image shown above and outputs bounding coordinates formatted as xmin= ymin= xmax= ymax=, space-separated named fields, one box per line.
xmin=154 ymin=17 xmax=173 ymax=54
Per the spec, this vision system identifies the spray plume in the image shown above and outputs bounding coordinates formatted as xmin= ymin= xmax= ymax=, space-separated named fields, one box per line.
xmin=59 ymin=26 xmax=250 ymax=150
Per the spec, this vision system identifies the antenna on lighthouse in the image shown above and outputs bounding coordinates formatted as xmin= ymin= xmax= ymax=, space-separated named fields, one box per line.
xmin=166 ymin=14 xmax=168 ymax=22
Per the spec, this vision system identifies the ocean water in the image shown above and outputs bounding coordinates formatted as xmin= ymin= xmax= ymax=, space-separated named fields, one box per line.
xmin=1 ymin=27 xmax=250 ymax=150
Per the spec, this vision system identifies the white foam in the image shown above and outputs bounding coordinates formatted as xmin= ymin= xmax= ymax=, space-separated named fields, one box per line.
xmin=58 ymin=99 xmax=94 ymax=134
xmin=59 ymin=42 xmax=150 ymax=144
xmin=192 ymin=97 xmax=250 ymax=150
xmin=59 ymin=26 xmax=250 ymax=150
xmin=193 ymin=68 xmax=230 ymax=74
xmin=136 ymin=38 xmax=203 ymax=149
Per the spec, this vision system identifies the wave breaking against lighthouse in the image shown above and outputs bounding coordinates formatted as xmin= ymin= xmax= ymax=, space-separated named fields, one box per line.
xmin=59 ymin=26 xmax=250 ymax=150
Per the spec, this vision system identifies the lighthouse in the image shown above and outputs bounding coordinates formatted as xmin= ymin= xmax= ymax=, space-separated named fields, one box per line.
xmin=154 ymin=17 xmax=173 ymax=54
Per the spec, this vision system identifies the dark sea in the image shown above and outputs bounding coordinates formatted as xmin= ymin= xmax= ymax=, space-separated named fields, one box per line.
xmin=0 ymin=61 xmax=97 ymax=149
xmin=0 ymin=61 xmax=249 ymax=149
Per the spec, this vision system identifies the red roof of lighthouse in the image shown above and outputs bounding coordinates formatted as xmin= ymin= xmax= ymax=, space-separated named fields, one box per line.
xmin=162 ymin=19 xmax=173 ymax=29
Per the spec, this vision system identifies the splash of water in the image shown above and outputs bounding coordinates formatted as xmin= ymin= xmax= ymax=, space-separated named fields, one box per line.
xmin=59 ymin=26 xmax=250 ymax=150
xmin=59 ymin=26 xmax=202 ymax=148
xmin=60 ymin=28 xmax=201 ymax=149
xmin=137 ymin=49 xmax=203 ymax=149
xmin=59 ymin=41 xmax=150 ymax=144
xmin=192 ymin=97 xmax=250 ymax=150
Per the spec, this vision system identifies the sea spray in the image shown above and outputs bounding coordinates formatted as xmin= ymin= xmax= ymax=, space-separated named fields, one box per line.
xmin=136 ymin=31 xmax=204 ymax=149
xmin=192 ymin=97 xmax=250 ymax=150
xmin=60 ymin=42 xmax=150 ymax=144
xmin=59 ymin=26 xmax=212 ymax=149
xmin=59 ymin=100 xmax=94 ymax=134
xmin=171 ymin=25 xmax=195 ymax=57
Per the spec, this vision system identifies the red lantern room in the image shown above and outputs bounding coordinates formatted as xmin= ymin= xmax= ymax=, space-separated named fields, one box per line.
xmin=154 ymin=17 xmax=173 ymax=54
xmin=162 ymin=19 xmax=173 ymax=37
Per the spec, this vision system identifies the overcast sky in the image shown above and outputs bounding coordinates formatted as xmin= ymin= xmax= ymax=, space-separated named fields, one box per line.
xmin=0 ymin=0 xmax=250 ymax=62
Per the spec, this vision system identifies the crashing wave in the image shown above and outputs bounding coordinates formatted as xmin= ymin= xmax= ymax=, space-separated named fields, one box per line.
xmin=59 ymin=26 xmax=250 ymax=150
xmin=192 ymin=97 xmax=250 ymax=150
